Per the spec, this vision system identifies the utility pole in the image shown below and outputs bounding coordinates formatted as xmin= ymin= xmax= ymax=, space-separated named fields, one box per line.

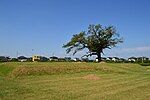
xmin=52 ymin=52 xmax=55 ymax=57
xmin=32 ymin=49 xmax=34 ymax=56
xmin=16 ymin=51 xmax=19 ymax=58
xmin=142 ymin=56 xmax=144 ymax=63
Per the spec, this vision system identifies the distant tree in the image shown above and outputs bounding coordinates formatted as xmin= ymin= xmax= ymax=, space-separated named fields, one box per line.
xmin=11 ymin=58 xmax=18 ymax=62
xmin=40 ymin=57 xmax=49 ymax=62
xmin=17 ymin=56 xmax=27 ymax=60
xmin=63 ymin=24 xmax=123 ymax=62
xmin=0 ymin=56 xmax=9 ymax=62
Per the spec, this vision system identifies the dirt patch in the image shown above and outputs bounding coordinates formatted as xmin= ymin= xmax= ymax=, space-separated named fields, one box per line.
xmin=100 ymin=61 xmax=106 ymax=63
xmin=82 ymin=74 xmax=100 ymax=80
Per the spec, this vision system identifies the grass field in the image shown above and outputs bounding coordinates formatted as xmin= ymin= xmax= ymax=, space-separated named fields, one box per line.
xmin=0 ymin=62 xmax=150 ymax=100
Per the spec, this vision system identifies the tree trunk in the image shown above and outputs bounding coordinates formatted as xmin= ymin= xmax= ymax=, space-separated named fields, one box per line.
xmin=97 ymin=52 xmax=101 ymax=62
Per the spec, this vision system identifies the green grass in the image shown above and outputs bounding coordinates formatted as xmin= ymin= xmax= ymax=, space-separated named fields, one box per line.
xmin=140 ymin=63 xmax=150 ymax=66
xmin=0 ymin=62 xmax=150 ymax=100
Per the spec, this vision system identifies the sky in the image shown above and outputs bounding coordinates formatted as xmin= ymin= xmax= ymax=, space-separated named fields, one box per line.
xmin=0 ymin=0 xmax=150 ymax=59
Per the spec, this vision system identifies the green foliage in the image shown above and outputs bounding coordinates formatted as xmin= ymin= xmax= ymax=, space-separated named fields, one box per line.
xmin=11 ymin=58 xmax=18 ymax=62
xmin=63 ymin=24 xmax=123 ymax=62
xmin=0 ymin=63 xmax=15 ymax=76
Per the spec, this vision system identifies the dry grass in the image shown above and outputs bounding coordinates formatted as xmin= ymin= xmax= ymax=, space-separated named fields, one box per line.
xmin=9 ymin=63 xmax=112 ymax=77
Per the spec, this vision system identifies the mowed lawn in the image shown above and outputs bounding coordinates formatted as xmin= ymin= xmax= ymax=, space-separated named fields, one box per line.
xmin=0 ymin=62 xmax=150 ymax=100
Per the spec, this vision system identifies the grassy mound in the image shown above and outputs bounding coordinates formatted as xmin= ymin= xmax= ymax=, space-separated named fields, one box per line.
xmin=10 ymin=65 xmax=112 ymax=77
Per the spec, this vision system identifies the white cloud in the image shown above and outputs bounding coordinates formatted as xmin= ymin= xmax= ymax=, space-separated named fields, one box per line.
xmin=103 ymin=46 xmax=150 ymax=58
xmin=122 ymin=46 xmax=150 ymax=52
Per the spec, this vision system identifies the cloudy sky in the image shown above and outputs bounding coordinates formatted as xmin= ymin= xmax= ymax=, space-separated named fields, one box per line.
xmin=0 ymin=0 xmax=150 ymax=58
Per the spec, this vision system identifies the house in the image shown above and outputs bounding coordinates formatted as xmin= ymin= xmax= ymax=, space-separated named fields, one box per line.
xmin=18 ymin=56 xmax=28 ymax=62
xmin=102 ymin=57 xmax=107 ymax=61
xmin=27 ymin=57 xmax=32 ymax=62
xmin=95 ymin=58 xmax=99 ymax=62
xmin=64 ymin=57 xmax=71 ymax=61
xmin=73 ymin=58 xmax=81 ymax=62
xmin=0 ymin=56 xmax=10 ymax=62
xmin=106 ymin=57 xmax=121 ymax=62
xmin=82 ymin=58 xmax=89 ymax=62
xmin=58 ymin=58 xmax=66 ymax=62
xmin=49 ymin=56 xmax=59 ymax=61
xmin=95 ymin=57 xmax=107 ymax=62
xmin=106 ymin=57 xmax=113 ymax=61
xmin=112 ymin=57 xmax=120 ymax=62
xmin=119 ymin=58 xmax=126 ymax=62
xmin=40 ymin=57 xmax=49 ymax=62
xmin=137 ymin=57 xmax=149 ymax=61
xmin=128 ymin=57 xmax=137 ymax=62
xmin=11 ymin=58 xmax=18 ymax=62
xmin=32 ymin=56 xmax=49 ymax=62
xmin=32 ymin=55 xmax=41 ymax=62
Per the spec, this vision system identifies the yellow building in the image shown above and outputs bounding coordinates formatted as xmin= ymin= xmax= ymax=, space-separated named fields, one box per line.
xmin=32 ymin=55 xmax=41 ymax=62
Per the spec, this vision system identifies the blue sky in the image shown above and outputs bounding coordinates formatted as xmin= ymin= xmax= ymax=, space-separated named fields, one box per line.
xmin=0 ymin=0 xmax=150 ymax=58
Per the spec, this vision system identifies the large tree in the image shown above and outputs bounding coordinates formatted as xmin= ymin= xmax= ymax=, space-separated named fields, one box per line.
xmin=63 ymin=24 xmax=123 ymax=62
